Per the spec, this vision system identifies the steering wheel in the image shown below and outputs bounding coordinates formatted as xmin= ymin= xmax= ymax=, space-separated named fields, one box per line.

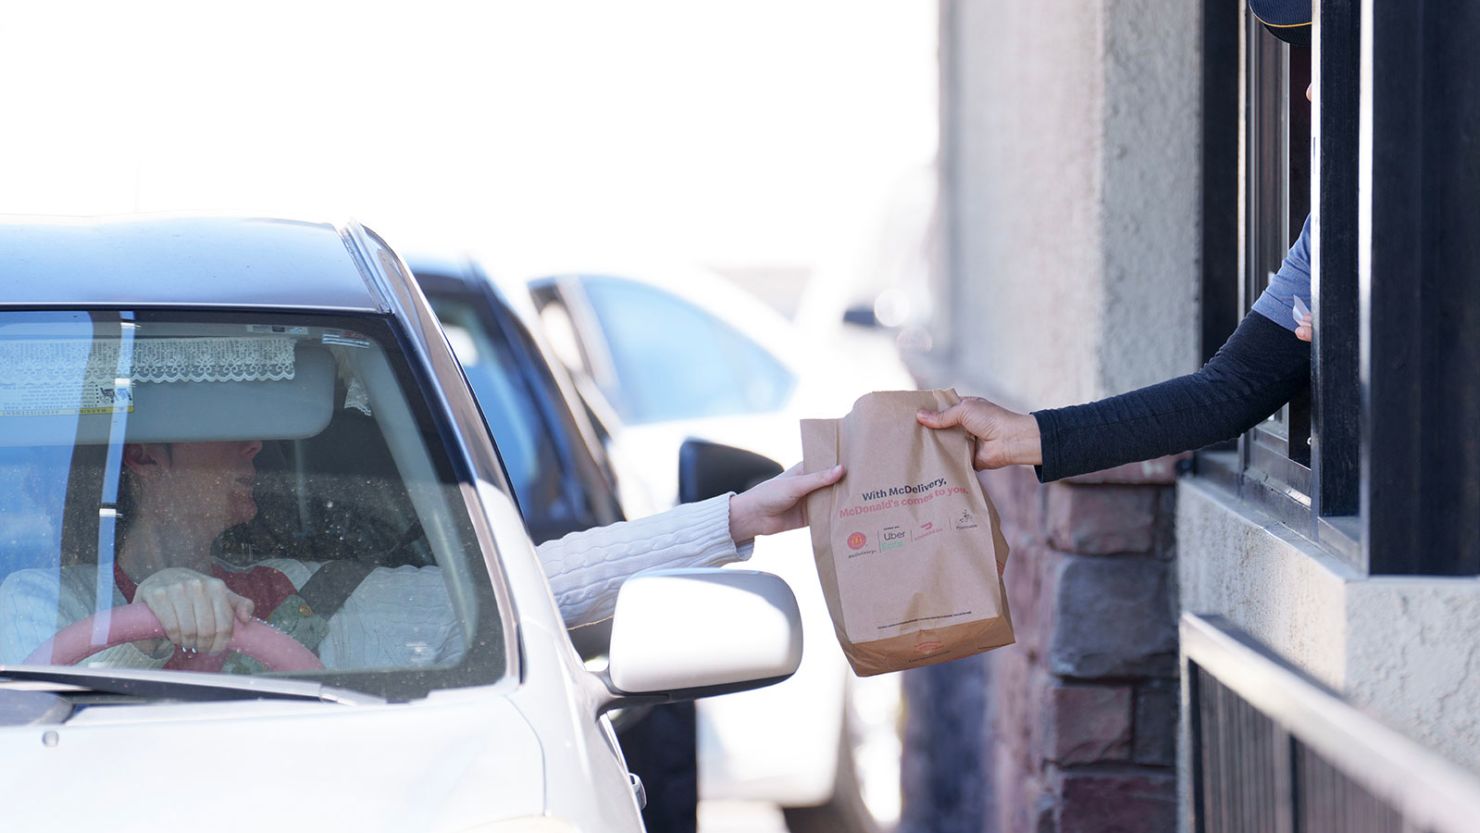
xmin=24 ymin=603 xmax=324 ymax=672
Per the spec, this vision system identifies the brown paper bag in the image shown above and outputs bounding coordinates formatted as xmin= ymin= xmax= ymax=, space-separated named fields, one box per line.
xmin=801 ymin=389 xmax=1013 ymax=676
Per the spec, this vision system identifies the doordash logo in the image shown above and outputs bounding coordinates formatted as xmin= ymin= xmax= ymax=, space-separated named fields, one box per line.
xmin=847 ymin=532 xmax=867 ymax=550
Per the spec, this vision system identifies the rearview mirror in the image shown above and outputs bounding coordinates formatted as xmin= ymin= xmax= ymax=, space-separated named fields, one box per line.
xmin=677 ymin=439 xmax=784 ymax=504
xmin=601 ymin=568 xmax=801 ymax=708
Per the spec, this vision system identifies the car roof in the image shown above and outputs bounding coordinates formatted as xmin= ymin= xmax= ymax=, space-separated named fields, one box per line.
xmin=0 ymin=215 xmax=386 ymax=313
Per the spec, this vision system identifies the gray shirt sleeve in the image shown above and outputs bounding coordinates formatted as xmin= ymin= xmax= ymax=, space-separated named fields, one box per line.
xmin=1250 ymin=214 xmax=1313 ymax=332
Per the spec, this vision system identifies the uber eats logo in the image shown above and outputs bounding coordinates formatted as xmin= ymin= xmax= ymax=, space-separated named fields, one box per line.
xmin=881 ymin=525 xmax=907 ymax=551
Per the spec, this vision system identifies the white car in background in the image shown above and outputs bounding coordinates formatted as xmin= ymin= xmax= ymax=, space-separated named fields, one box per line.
xmin=525 ymin=262 xmax=914 ymax=833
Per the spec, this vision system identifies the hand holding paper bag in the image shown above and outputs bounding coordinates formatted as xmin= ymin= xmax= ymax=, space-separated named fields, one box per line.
xmin=915 ymin=395 xmax=1043 ymax=470
xmin=802 ymin=389 xmax=1014 ymax=677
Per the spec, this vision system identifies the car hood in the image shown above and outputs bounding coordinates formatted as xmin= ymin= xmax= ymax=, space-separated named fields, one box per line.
xmin=0 ymin=690 xmax=544 ymax=832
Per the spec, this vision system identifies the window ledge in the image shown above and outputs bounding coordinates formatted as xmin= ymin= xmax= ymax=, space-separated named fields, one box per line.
xmin=1192 ymin=449 xmax=1362 ymax=572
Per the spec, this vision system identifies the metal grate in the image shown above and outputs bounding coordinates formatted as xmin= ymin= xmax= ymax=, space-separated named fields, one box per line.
xmin=1294 ymin=746 xmax=1404 ymax=833
xmin=1183 ymin=614 xmax=1480 ymax=833
xmin=1195 ymin=670 xmax=1284 ymax=833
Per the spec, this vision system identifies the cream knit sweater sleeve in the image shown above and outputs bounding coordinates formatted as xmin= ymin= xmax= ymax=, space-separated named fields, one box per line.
xmin=535 ymin=493 xmax=755 ymax=629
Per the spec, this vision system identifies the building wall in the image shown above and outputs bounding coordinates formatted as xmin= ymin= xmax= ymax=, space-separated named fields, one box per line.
xmin=923 ymin=0 xmax=1480 ymax=829
xmin=977 ymin=463 xmax=1182 ymax=833
xmin=1178 ymin=479 xmax=1480 ymax=773
xmin=912 ymin=1 xmax=1203 ymax=830
xmin=937 ymin=0 xmax=1200 ymax=411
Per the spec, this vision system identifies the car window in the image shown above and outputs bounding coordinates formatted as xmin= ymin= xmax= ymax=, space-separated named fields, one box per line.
xmin=579 ymin=276 xmax=796 ymax=424
xmin=0 ymin=310 xmax=505 ymax=698
xmin=431 ymin=298 xmax=554 ymax=500
xmin=427 ymin=296 xmax=604 ymax=543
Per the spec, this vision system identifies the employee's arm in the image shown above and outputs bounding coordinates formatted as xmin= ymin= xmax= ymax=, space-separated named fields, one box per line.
xmin=919 ymin=311 xmax=1310 ymax=482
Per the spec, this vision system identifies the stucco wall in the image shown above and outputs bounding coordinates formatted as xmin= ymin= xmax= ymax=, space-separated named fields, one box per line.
xmin=1345 ymin=579 xmax=1480 ymax=771
xmin=1175 ymin=479 xmax=1352 ymax=688
xmin=939 ymin=0 xmax=1200 ymax=409
xmin=1178 ymin=478 xmax=1480 ymax=773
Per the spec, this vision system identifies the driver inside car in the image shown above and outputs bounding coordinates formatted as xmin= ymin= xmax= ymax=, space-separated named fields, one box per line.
xmin=0 ymin=437 xmax=843 ymax=670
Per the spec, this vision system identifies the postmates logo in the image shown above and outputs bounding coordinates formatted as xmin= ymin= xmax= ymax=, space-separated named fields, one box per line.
xmin=847 ymin=532 xmax=867 ymax=550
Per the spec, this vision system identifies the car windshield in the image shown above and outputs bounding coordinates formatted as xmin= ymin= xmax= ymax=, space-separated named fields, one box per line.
xmin=0 ymin=310 xmax=507 ymax=700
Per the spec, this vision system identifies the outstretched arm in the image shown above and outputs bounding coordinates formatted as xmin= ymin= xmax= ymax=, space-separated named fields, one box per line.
xmin=919 ymin=311 xmax=1310 ymax=482
xmin=538 ymin=464 xmax=845 ymax=628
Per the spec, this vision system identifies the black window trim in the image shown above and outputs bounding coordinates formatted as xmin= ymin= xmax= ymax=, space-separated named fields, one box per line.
xmin=1359 ymin=0 xmax=1480 ymax=576
xmin=1199 ymin=0 xmax=1480 ymax=577
xmin=1195 ymin=0 xmax=1366 ymax=572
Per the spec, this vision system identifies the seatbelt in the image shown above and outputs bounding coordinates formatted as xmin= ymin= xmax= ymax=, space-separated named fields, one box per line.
xmin=296 ymin=520 xmax=425 ymax=618
xmin=297 ymin=558 xmax=376 ymax=620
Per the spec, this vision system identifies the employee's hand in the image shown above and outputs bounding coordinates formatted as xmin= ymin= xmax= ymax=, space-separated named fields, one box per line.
xmin=729 ymin=463 xmax=845 ymax=543
xmin=135 ymin=567 xmax=256 ymax=656
xmin=916 ymin=396 xmax=1043 ymax=470
xmin=1296 ymin=312 xmax=1313 ymax=343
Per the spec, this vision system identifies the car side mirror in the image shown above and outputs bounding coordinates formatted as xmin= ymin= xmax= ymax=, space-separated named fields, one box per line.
xmin=677 ymin=439 xmax=784 ymax=504
xmin=599 ymin=568 xmax=802 ymax=710
xmin=842 ymin=303 xmax=881 ymax=328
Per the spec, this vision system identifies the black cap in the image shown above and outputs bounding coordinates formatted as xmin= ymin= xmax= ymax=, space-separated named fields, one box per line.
xmin=1249 ymin=0 xmax=1311 ymax=47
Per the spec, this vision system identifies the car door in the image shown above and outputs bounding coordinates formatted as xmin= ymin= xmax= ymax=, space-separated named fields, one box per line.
xmin=414 ymin=264 xmax=700 ymax=833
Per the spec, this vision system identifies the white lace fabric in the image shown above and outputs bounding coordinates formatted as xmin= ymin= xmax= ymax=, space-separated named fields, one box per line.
xmin=2 ymin=337 xmax=297 ymax=385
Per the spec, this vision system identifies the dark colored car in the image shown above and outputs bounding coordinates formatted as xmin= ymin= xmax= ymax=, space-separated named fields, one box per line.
xmin=409 ymin=254 xmax=624 ymax=545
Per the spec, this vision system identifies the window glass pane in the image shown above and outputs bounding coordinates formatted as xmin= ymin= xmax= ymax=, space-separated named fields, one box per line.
xmin=428 ymin=297 xmax=580 ymax=538
xmin=581 ymin=276 xmax=796 ymax=424
xmin=1243 ymin=24 xmax=1312 ymax=455
xmin=0 ymin=312 xmax=501 ymax=694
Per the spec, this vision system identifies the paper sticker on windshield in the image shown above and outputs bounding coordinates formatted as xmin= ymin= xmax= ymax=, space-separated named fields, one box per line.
xmin=321 ymin=331 xmax=372 ymax=349
xmin=248 ymin=324 xmax=310 ymax=336
xmin=0 ymin=339 xmax=129 ymax=417
xmin=0 ymin=380 xmax=133 ymax=417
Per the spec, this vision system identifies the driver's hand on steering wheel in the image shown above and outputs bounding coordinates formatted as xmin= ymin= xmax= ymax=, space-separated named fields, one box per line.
xmin=135 ymin=568 xmax=256 ymax=656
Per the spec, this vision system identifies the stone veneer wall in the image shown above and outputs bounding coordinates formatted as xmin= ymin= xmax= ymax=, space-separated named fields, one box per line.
xmin=977 ymin=460 xmax=1182 ymax=833
xmin=896 ymin=456 xmax=1184 ymax=833
xmin=903 ymin=1 xmax=1204 ymax=828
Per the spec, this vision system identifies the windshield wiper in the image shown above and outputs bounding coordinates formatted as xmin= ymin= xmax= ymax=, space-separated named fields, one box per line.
xmin=0 ymin=665 xmax=384 ymax=706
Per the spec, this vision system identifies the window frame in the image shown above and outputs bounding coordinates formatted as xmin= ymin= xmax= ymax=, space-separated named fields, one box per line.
xmin=1358 ymin=0 xmax=1480 ymax=575
xmin=1197 ymin=1 xmax=1366 ymax=570
xmin=1309 ymin=0 xmax=1364 ymax=544
xmin=1199 ymin=0 xmax=1480 ymax=576
xmin=1240 ymin=14 xmax=1314 ymax=489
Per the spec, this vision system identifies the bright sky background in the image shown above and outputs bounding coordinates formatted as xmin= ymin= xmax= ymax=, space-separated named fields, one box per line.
xmin=0 ymin=1 xmax=936 ymax=274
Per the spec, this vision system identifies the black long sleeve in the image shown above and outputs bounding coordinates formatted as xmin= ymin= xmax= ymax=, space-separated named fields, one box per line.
xmin=1031 ymin=312 xmax=1310 ymax=482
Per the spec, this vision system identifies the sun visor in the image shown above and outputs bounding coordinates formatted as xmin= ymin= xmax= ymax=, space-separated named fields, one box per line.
xmin=0 ymin=338 xmax=336 ymax=447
